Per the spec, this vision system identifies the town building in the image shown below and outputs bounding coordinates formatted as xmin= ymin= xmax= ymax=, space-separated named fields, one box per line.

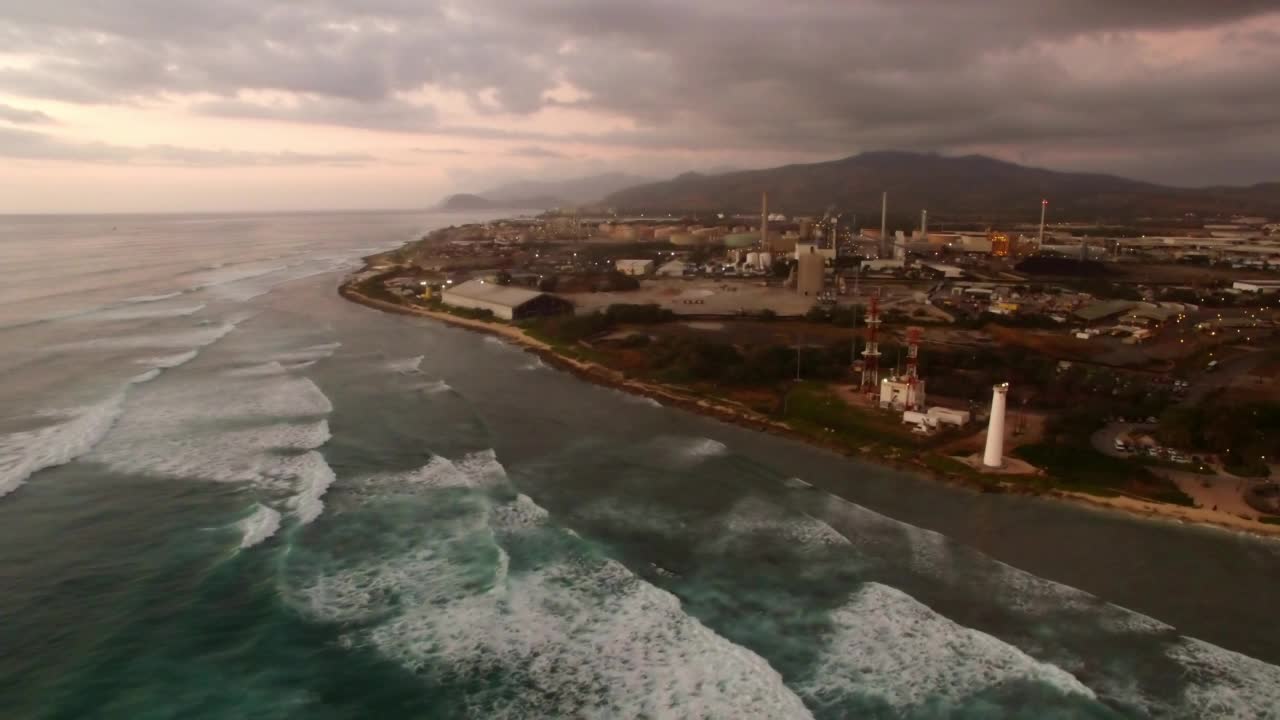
xmin=1234 ymin=280 xmax=1280 ymax=294
xmin=796 ymin=246 xmax=825 ymax=296
xmin=615 ymin=259 xmax=655 ymax=276
xmin=921 ymin=262 xmax=965 ymax=279
xmin=880 ymin=377 xmax=926 ymax=410
xmin=441 ymin=279 xmax=573 ymax=321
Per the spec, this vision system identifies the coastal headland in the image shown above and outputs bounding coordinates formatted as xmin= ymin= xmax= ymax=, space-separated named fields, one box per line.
xmin=339 ymin=216 xmax=1280 ymax=539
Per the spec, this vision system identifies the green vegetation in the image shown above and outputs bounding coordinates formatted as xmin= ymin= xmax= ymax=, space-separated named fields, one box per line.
xmin=524 ymin=303 xmax=674 ymax=344
xmin=781 ymin=383 xmax=915 ymax=448
xmin=1157 ymin=395 xmax=1277 ymax=478
xmin=421 ymin=298 xmax=496 ymax=323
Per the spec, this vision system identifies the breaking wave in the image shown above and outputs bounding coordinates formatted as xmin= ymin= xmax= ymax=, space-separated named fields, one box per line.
xmin=88 ymin=371 xmax=337 ymax=523
xmin=123 ymin=292 xmax=183 ymax=303
xmin=387 ymin=355 xmax=423 ymax=374
xmin=801 ymin=582 xmax=1095 ymax=712
xmin=137 ymin=350 xmax=198 ymax=369
xmin=414 ymin=380 xmax=452 ymax=395
xmin=239 ymin=504 xmax=282 ymax=549
xmin=1167 ymin=637 xmax=1280 ymax=718
xmin=88 ymin=303 xmax=206 ymax=322
xmin=53 ymin=321 xmax=240 ymax=351
xmin=0 ymin=392 xmax=127 ymax=498
xmin=296 ymin=451 xmax=815 ymax=719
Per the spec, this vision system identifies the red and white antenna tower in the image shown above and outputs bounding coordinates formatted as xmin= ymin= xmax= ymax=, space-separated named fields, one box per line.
xmin=905 ymin=326 xmax=922 ymax=410
xmin=860 ymin=293 xmax=882 ymax=393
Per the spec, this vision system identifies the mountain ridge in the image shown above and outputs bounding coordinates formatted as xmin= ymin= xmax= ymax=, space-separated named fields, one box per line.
xmin=602 ymin=152 xmax=1279 ymax=221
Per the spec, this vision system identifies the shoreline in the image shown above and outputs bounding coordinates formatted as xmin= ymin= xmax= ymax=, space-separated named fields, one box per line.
xmin=338 ymin=274 xmax=1280 ymax=541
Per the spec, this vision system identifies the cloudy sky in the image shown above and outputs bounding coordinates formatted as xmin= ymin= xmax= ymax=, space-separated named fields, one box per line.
xmin=2 ymin=1 xmax=1279 ymax=213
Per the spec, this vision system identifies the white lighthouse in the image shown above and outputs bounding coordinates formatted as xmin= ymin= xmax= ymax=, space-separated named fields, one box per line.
xmin=983 ymin=383 xmax=1009 ymax=468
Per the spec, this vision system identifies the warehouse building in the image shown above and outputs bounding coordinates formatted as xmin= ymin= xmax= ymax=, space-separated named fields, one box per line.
xmin=615 ymin=259 xmax=655 ymax=276
xmin=441 ymin=279 xmax=573 ymax=321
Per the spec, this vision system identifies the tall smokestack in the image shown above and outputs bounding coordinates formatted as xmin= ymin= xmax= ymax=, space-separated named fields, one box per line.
xmin=761 ymin=191 xmax=768 ymax=250
xmin=1038 ymin=199 xmax=1047 ymax=246
xmin=920 ymin=209 xmax=928 ymax=240
xmin=983 ymin=383 xmax=1009 ymax=468
xmin=880 ymin=192 xmax=888 ymax=259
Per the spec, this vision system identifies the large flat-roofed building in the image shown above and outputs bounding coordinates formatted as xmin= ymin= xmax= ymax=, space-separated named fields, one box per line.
xmin=1073 ymin=300 xmax=1136 ymax=325
xmin=441 ymin=279 xmax=573 ymax=321
xmin=921 ymin=262 xmax=965 ymax=279
xmin=1234 ymin=280 xmax=1280 ymax=294
xmin=615 ymin=259 xmax=655 ymax=276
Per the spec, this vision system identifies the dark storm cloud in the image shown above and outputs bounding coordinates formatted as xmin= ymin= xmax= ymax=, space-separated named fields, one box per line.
xmin=1 ymin=0 xmax=1278 ymax=182
xmin=0 ymin=127 xmax=372 ymax=166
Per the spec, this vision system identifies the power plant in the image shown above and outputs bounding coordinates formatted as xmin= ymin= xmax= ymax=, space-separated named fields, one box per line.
xmin=983 ymin=383 xmax=1009 ymax=468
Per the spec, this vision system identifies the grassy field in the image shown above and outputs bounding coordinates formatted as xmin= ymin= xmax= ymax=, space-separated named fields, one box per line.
xmin=781 ymin=383 xmax=918 ymax=449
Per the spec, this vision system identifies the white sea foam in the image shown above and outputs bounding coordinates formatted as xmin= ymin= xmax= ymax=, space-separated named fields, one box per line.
xmin=191 ymin=263 xmax=288 ymax=290
xmin=89 ymin=303 xmax=206 ymax=321
xmin=313 ymin=551 xmax=816 ymax=719
xmin=54 ymin=322 xmax=239 ymax=351
xmin=269 ymin=343 xmax=341 ymax=364
xmin=303 ymin=455 xmax=813 ymax=718
xmin=519 ymin=357 xmax=547 ymax=371
xmin=1167 ymin=637 xmax=1280 ymax=718
xmin=123 ymin=292 xmax=183 ymax=303
xmin=239 ymin=504 xmax=282 ymax=548
xmin=720 ymin=497 xmax=850 ymax=548
xmin=802 ymin=583 xmax=1095 ymax=711
xmin=224 ymin=361 xmax=289 ymax=378
xmin=89 ymin=373 xmax=336 ymax=521
xmin=129 ymin=368 xmax=162 ymax=384
xmin=387 ymin=355 xmax=423 ymax=374
xmin=491 ymin=493 xmax=550 ymax=532
xmin=653 ymin=436 xmax=729 ymax=468
xmin=286 ymin=451 xmax=336 ymax=524
xmin=413 ymin=379 xmax=452 ymax=395
xmin=783 ymin=477 xmax=814 ymax=490
xmin=137 ymin=350 xmax=198 ymax=369
xmin=383 ymin=450 xmax=508 ymax=491
xmin=0 ymin=392 xmax=126 ymax=497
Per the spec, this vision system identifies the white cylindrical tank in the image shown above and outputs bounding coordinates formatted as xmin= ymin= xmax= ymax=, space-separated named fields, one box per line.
xmin=759 ymin=252 xmax=773 ymax=269
xmin=983 ymin=383 xmax=1008 ymax=468
xmin=746 ymin=252 xmax=760 ymax=268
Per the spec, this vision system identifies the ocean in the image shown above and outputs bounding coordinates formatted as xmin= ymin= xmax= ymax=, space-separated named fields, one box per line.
xmin=0 ymin=210 xmax=1277 ymax=719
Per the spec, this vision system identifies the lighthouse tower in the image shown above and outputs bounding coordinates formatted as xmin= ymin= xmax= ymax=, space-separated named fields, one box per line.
xmin=983 ymin=383 xmax=1009 ymax=468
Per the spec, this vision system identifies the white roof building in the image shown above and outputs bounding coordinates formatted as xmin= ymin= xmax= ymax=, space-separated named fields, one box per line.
xmin=615 ymin=259 xmax=655 ymax=276
xmin=441 ymin=279 xmax=573 ymax=321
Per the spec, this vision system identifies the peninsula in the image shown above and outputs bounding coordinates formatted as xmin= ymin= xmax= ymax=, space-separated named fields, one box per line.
xmin=341 ymin=208 xmax=1280 ymax=539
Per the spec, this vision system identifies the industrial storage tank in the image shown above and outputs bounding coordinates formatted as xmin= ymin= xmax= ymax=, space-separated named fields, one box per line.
xmin=745 ymin=252 xmax=760 ymax=268
xmin=668 ymin=232 xmax=702 ymax=246
xmin=758 ymin=252 xmax=773 ymax=269
xmin=723 ymin=232 xmax=759 ymax=248
xmin=796 ymin=246 xmax=825 ymax=296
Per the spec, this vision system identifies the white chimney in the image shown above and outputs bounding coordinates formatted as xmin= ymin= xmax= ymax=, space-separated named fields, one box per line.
xmin=983 ymin=383 xmax=1008 ymax=468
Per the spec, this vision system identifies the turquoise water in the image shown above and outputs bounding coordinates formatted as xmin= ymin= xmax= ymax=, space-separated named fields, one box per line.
xmin=1 ymin=212 xmax=1278 ymax=718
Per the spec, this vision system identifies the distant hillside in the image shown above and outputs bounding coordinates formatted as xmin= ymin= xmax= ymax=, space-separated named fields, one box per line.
xmin=603 ymin=152 xmax=1280 ymax=221
xmin=436 ymin=193 xmax=497 ymax=211
xmin=482 ymin=172 xmax=655 ymax=207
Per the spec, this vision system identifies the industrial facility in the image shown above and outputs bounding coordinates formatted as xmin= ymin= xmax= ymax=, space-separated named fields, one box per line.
xmin=441 ymin=279 xmax=573 ymax=320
